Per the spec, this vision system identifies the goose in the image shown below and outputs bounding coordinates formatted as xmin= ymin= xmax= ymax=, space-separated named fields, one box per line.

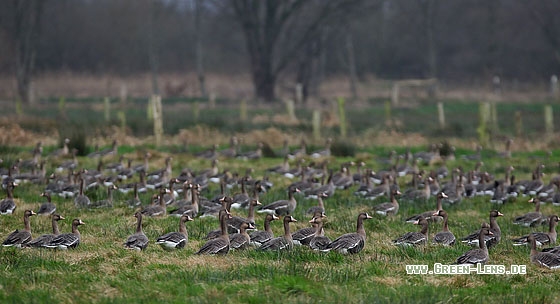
xmin=306 ymin=192 xmax=327 ymax=216
xmin=227 ymin=198 xmax=261 ymax=234
xmin=325 ymin=212 xmax=372 ymax=254
xmin=490 ymin=181 xmax=508 ymax=204
xmin=172 ymin=181 xmax=193 ymax=207
xmin=20 ymin=142 xmax=42 ymax=170
xmin=461 ymin=210 xmax=503 ymax=248
xmin=287 ymin=138 xmax=307 ymax=160
xmin=169 ymin=184 xmax=200 ymax=218
xmin=515 ymin=164 xmax=544 ymax=193
xmin=55 ymin=148 xmax=78 ymax=173
xmin=287 ymin=139 xmax=307 ymax=160
xmin=132 ymin=152 xmax=152 ymax=173
xmin=230 ymin=177 xmax=251 ymax=209
xmin=2 ymin=210 xmax=36 ymax=247
xmin=90 ymin=185 xmax=117 ymax=208
xmin=461 ymin=145 xmax=482 ymax=161
xmin=373 ymin=189 xmax=401 ymax=216
xmin=497 ymin=138 xmax=513 ymax=158
xmin=455 ymin=224 xmax=493 ymax=265
xmin=402 ymin=177 xmax=432 ymax=202
xmin=332 ymin=163 xmax=354 ymax=190
xmin=310 ymin=138 xmax=332 ymax=159
xmin=147 ymin=156 xmax=173 ymax=181
xmin=309 ymin=215 xmax=331 ymax=251
xmin=219 ymin=136 xmax=238 ymax=158
xmin=123 ymin=212 xmax=149 ymax=251
xmin=259 ymin=215 xmax=298 ymax=251
xmin=229 ymin=222 xmax=256 ymax=250
xmin=393 ymin=217 xmax=429 ymax=246
xmin=363 ymin=174 xmax=392 ymax=200
xmin=196 ymin=144 xmax=218 ymax=160
xmin=141 ymin=188 xmax=170 ymax=217
xmin=528 ymin=234 xmax=560 ymax=269
xmin=49 ymin=138 xmax=70 ymax=158
xmin=25 ymin=214 xmax=64 ymax=248
xmin=354 ymin=169 xmax=375 ymax=196
xmin=352 ymin=161 xmax=366 ymax=184
xmin=73 ymin=178 xmax=91 ymax=208
xmin=105 ymin=155 xmax=125 ymax=173
xmin=266 ymin=155 xmax=290 ymax=175
xmin=513 ymin=197 xmax=545 ymax=227
xmin=258 ymin=186 xmax=300 ymax=216
xmin=237 ymin=142 xmax=263 ymax=160
xmin=524 ymin=169 xmax=545 ymax=196
xmin=156 ymin=213 xmax=193 ymax=250
xmin=432 ymin=210 xmax=455 ymax=246
xmin=118 ymin=159 xmax=136 ymax=182
xmin=45 ymin=218 xmax=85 ymax=249
xmin=196 ymin=209 xmax=232 ymax=255
xmin=125 ymin=183 xmax=142 ymax=208
xmin=197 ymin=159 xmax=221 ymax=184
xmin=405 ymin=192 xmax=448 ymax=223
xmin=305 ymin=170 xmax=335 ymax=199
xmin=0 ymin=182 xmax=17 ymax=215
xmin=98 ymin=139 xmax=118 ymax=158
xmin=250 ymin=214 xmax=279 ymax=247
xmin=512 ymin=215 xmax=559 ymax=246
xmin=37 ymin=192 xmax=56 ymax=215
xmin=292 ymin=212 xmax=324 ymax=246
xmin=442 ymin=182 xmax=465 ymax=204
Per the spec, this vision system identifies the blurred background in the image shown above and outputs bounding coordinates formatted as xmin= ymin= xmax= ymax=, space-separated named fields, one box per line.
xmin=0 ymin=0 xmax=559 ymax=151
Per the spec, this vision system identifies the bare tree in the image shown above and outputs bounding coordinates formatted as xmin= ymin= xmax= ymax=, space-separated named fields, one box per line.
xmin=148 ymin=0 xmax=161 ymax=95
xmin=230 ymin=0 xmax=369 ymax=102
xmin=526 ymin=1 xmax=560 ymax=67
xmin=193 ymin=0 xmax=207 ymax=97
xmin=345 ymin=27 xmax=358 ymax=100
xmin=14 ymin=0 xmax=44 ymax=104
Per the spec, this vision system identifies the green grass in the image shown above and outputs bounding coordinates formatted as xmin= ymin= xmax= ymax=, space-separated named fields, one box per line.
xmin=6 ymin=97 xmax=560 ymax=140
xmin=1 ymin=145 xmax=560 ymax=303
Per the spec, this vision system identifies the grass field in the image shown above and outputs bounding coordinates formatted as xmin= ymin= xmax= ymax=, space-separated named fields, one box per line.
xmin=1 ymin=143 xmax=560 ymax=303
xmin=3 ymin=96 xmax=560 ymax=142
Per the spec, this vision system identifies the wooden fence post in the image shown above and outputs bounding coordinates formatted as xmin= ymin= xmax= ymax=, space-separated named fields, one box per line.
xmin=312 ymin=110 xmax=321 ymax=141
xmin=295 ymin=83 xmax=303 ymax=104
xmin=391 ymin=83 xmax=399 ymax=106
xmin=193 ymin=101 xmax=200 ymax=123
xmin=58 ymin=97 xmax=66 ymax=119
xmin=515 ymin=111 xmax=522 ymax=138
xmin=545 ymin=105 xmax=553 ymax=135
xmin=120 ymin=83 xmax=128 ymax=105
xmin=152 ymin=95 xmax=163 ymax=147
xmin=477 ymin=102 xmax=491 ymax=147
xmin=118 ymin=111 xmax=126 ymax=133
xmin=104 ymin=97 xmax=111 ymax=121
xmin=384 ymin=100 xmax=392 ymax=127
xmin=551 ymin=75 xmax=558 ymax=100
xmin=286 ymin=99 xmax=296 ymax=122
xmin=437 ymin=101 xmax=445 ymax=128
xmin=240 ymin=99 xmax=247 ymax=122
xmin=209 ymin=92 xmax=216 ymax=109
xmin=337 ymin=97 xmax=347 ymax=138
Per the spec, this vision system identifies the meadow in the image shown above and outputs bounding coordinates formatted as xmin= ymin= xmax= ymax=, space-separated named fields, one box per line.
xmin=1 ymin=93 xmax=560 ymax=303
xmin=1 ymin=140 xmax=560 ymax=303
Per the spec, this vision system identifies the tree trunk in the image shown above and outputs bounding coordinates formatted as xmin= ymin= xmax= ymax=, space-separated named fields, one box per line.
xmin=253 ymin=68 xmax=276 ymax=102
xmin=14 ymin=0 xmax=44 ymax=104
xmin=194 ymin=0 xmax=207 ymax=97
xmin=345 ymin=29 xmax=358 ymax=100
xmin=148 ymin=0 xmax=160 ymax=96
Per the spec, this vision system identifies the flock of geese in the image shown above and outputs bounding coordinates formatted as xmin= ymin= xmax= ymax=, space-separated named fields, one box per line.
xmin=1 ymin=137 xmax=560 ymax=270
